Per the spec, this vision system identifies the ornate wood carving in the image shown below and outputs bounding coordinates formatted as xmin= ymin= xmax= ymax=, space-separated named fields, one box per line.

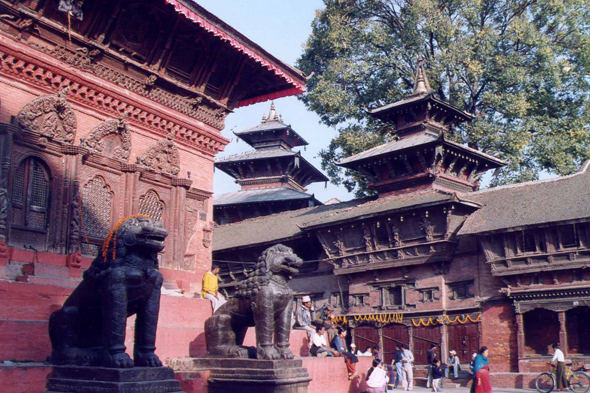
xmin=16 ymin=88 xmax=76 ymax=144
xmin=137 ymin=133 xmax=180 ymax=176
xmin=0 ymin=47 xmax=226 ymax=155
xmin=420 ymin=216 xmax=434 ymax=242
xmin=81 ymin=176 xmax=113 ymax=255
xmin=138 ymin=190 xmax=164 ymax=222
xmin=83 ymin=115 xmax=131 ymax=160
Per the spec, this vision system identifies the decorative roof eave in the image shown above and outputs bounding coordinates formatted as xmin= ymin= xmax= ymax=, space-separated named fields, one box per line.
xmin=297 ymin=154 xmax=330 ymax=183
xmin=165 ymin=0 xmax=306 ymax=106
xmin=505 ymin=284 xmax=590 ymax=300
xmin=442 ymin=138 xmax=507 ymax=167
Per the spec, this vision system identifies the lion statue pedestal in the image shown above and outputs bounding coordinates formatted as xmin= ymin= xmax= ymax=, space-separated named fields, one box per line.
xmin=169 ymin=244 xmax=310 ymax=393
xmin=45 ymin=216 xmax=183 ymax=393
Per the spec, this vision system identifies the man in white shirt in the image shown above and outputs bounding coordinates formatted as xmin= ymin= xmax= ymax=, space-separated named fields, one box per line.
xmin=401 ymin=344 xmax=414 ymax=391
xmin=551 ymin=343 xmax=568 ymax=391
xmin=310 ymin=325 xmax=338 ymax=357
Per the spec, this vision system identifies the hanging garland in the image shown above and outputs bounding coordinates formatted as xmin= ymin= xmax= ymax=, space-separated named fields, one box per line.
xmin=348 ymin=313 xmax=404 ymax=324
xmin=331 ymin=315 xmax=348 ymax=328
xmin=101 ymin=214 xmax=150 ymax=262
xmin=411 ymin=313 xmax=481 ymax=327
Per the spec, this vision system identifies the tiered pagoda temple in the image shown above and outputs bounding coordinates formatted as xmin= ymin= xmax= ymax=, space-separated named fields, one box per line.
xmin=214 ymin=61 xmax=590 ymax=378
xmin=214 ymin=102 xmax=328 ymax=225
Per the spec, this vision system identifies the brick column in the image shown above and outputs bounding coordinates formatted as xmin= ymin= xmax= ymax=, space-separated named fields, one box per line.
xmin=558 ymin=311 xmax=568 ymax=356
xmin=515 ymin=313 xmax=525 ymax=359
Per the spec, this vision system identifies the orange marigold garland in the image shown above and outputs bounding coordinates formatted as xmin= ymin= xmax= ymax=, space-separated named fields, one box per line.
xmin=101 ymin=214 xmax=150 ymax=262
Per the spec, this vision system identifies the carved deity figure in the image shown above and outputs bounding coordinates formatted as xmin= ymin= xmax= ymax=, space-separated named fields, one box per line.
xmin=16 ymin=88 xmax=76 ymax=144
xmin=49 ymin=216 xmax=168 ymax=368
xmin=205 ymin=244 xmax=302 ymax=360
xmin=137 ymin=133 xmax=180 ymax=176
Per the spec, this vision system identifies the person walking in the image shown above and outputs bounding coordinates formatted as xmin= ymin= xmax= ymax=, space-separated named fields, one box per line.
xmin=392 ymin=344 xmax=404 ymax=389
xmin=427 ymin=343 xmax=438 ymax=388
xmin=472 ymin=347 xmax=492 ymax=393
xmin=431 ymin=359 xmax=444 ymax=392
xmin=401 ymin=344 xmax=414 ymax=391
xmin=551 ymin=343 xmax=568 ymax=391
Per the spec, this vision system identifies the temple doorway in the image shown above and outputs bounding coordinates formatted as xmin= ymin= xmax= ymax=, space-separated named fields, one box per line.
xmin=354 ymin=325 xmax=379 ymax=355
xmin=566 ymin=306 xmax=590 ymax=355
xmin=523 ymin=308 xmax=559 ymax=355
xmin=382 ymin=324 xmax=409 ymax=364
xmin=413 ymin=325 xmax=441 ymax=365
xmin=448 ymin=323 xmax=480 ymax=364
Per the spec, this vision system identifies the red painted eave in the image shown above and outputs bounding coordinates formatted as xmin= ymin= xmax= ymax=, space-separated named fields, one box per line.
xmin=164 ymin=0 xmax=307 ymax=107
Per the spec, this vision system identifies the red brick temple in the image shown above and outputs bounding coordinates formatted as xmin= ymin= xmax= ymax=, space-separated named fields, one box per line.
xmin=0 ymin=0 xmax=307 ymax=391
xmin=213 ymin=60 xmax=590 ymax=385
xmin=213 ymin=102 xmax=328 ymax=226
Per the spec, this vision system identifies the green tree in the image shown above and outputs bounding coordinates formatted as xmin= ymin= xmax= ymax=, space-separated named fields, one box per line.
xmin=297 ymin=0 xmax=590 ymax=197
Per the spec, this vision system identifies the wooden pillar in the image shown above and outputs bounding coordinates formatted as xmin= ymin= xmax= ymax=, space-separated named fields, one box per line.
xmin=440 ymin=323 xmax=448 ymax=361
xmin=408 ymin=324 xmax=414 ymax=353
xmin=515 ymin=313 xmax=525 ymax=360
xmin=378 ymin=325 xmax=384 ymax=361
xmin=558 ymin=311 xmax=568 ymax=356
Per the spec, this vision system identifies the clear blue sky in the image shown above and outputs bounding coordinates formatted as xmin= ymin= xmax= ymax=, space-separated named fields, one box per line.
xmin=196 ymin=0 xmax=354 ymax=202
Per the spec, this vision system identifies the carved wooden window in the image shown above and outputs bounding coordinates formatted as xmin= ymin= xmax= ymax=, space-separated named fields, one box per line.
xmin=420 ymin=288 xmax=437 ymax=303
xmin=558 ymin=225 xmax=578 ymax=249
xmin=81 ymin=177 xmax=112 ymax=254
xmin=448 ymin=281 xmax=474 ymax=300
xmin=379 ymin=286 xmax=404 ymax=309
xmin=138 ymin=191 xmax=164 ymax=222
xmin=375 ymin=221 xmax=390 ymax=248
xmin=11 ymin=157 xmax=51 ymax=230
xmin=523 ymin=230 xmax=538 ymax=253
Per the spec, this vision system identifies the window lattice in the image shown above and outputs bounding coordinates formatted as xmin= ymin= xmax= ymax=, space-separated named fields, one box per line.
xmin=138 ymin=190 xmax=164 ymax=222
xmin=30 ymin=161 xmax=49 ymax=208
xmin=12 ymin=161 xmax=26 ymax=205
xmin=82 ymin=177 xmax=112 ymax=239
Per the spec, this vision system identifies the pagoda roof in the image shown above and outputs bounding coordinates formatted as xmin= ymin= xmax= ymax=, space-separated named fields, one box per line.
xmin=166 ymin=0 xmax=306 ymax=107
xmin=215 ymin=149 xmax=329 ymax=184
xmin=337 ymin=131 xmax=505 ymax=168
xmin=368 ymin=93 xmax=473 ymax=123
xmin=214 ymin=187 xmax=317 ymax=206
xmin=215 ymin=148 xmax=296 ymax=163
xmin=213 ymin=189 xmax=477 ymax=251
xmin=459 ymin=160 xmax=590 ymax=235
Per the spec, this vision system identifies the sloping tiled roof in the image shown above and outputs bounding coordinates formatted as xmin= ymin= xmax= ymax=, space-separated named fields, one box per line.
xmin=338 ymin=132 xmax=439 ymax=165
xmin=213 ymin=189 xmax=466 ymax=251
xmin=235 ymin=120 xmax=289 ymax=134
xmin=214 ymin=188 xmax=315 ymax=206
xmin=215 ymin=149 xmax=296 ymax=163
xmin=337 ymin=132 xmax=505 ymax=167
xmin=458 ymin=161 xmax=590 ymax=235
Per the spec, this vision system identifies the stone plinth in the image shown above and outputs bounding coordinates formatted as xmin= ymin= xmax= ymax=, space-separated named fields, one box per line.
xmin=170 ymin=358 xmax=310 ymax=393
xmin=45 ymin=366 xmax=183 ymax=393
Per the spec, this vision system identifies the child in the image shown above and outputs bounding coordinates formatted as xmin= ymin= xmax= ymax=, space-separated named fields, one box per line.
xmin=431 ymin=358 xmax=444 ymax=392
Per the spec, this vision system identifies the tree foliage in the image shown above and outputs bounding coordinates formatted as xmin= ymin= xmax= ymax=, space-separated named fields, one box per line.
xmin=297 ymin=0 xmax=590 ymax=197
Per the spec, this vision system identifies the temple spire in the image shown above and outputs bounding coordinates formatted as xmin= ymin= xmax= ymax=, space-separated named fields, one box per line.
xmin=411 ymin=55 xmax=433 ymax=97
xmin=268 ymin=101 xmax=278 ymax=121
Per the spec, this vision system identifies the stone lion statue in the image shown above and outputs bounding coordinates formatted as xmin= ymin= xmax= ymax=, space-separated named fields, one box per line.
xmin=49 ymin=215 xmax=168 ymax=368
xmin=205 ymin=244 xmax=302 ymax=360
